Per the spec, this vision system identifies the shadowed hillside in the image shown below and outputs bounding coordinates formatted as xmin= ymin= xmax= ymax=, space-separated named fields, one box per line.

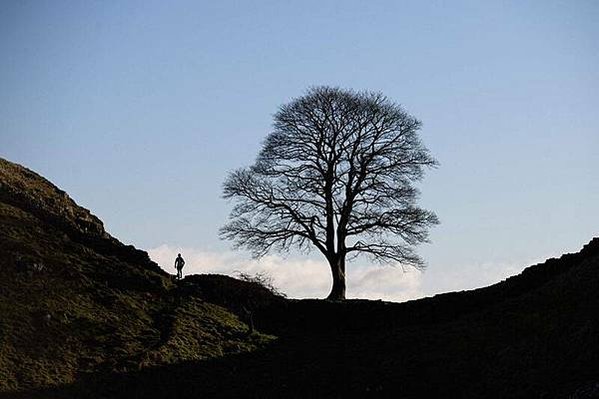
xmin=1 ymin=157 xmax=598 ymax=398
xmin=0 ymin=158 xmax=273 ymax=392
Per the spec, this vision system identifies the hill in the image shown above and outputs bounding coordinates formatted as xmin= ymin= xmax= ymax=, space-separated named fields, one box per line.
xmin=0 ymin=157 xmax=598 ymax=398
xmin=0 ymin=158 xmax=274 ymax=391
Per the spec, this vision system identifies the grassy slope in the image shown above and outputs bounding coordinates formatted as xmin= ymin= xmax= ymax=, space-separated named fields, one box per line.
xmin=1 ymin=157 xmax=598 ymax=398
xmin=27 ymin=240 xmax=596 ymax=399
xmin=0 ymin=158 xmax=273 ymax=392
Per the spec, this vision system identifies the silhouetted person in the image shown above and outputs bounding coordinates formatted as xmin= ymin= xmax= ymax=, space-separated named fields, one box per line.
xmin=174 ymin=253 xmax=185 ymax=280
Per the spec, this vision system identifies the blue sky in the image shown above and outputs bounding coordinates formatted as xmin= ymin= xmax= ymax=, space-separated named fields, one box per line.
xmin=1 ymin=1 xmax=598 ymax=299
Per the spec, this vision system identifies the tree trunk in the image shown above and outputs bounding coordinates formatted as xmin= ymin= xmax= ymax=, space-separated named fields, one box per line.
xmin=326 ymin=256 xmax=346 ymax=300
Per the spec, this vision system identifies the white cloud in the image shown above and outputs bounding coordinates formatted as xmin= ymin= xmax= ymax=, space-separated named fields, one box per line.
xmin=149 ymin=245 xmax=546 ymax=302
xmin=349 ymin=266 xmax=424 ymax=302
xmin=148 ymin=244 xmax=425 ymax=301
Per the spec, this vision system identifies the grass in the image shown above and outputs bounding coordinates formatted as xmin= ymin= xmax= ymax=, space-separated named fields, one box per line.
xmin=1 ymin=156 xmax=598 ymax=398
xmin=0 ymin=174 xmax=274 ymax=392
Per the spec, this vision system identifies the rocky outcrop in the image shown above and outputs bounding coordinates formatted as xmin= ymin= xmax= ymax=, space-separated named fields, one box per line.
xmin=0 ymin=159 xmax=107 ymax=238
xmin=0 ymin=157 xmax=160 ymax=272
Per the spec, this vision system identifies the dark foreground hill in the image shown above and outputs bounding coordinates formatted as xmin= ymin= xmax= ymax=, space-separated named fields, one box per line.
xmin=0 ymin=158 xmax=273 ymax=391
xmin=0 ymin=157 xmax=598 ymax=398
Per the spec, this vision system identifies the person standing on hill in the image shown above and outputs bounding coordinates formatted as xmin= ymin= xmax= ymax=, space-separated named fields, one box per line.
xmin=174 ymin=253 xmax=185 ymax=280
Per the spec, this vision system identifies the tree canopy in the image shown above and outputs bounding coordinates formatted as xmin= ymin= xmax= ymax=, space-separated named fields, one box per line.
xmin=221 ymin=86 xmax=438 ymax=299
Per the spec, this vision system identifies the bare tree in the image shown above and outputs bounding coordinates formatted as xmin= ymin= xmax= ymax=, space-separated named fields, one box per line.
xmin=221 ymin=86 xmax=438 ymax=300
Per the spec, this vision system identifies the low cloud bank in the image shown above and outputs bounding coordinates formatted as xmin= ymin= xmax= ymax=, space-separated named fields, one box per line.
xmin=148 ymin=245 xmax=425 ymax=302
xmin=149 ymin=245 xmax=539 ymax=302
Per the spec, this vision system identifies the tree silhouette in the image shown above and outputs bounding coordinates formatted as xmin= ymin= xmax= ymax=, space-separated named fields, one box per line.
xmin=221 ymin=86 xmax=438 ymax=300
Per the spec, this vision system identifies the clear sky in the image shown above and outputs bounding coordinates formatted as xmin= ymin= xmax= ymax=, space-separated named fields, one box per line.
xmin=2 ymin=1 xmax=598 ymax=300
